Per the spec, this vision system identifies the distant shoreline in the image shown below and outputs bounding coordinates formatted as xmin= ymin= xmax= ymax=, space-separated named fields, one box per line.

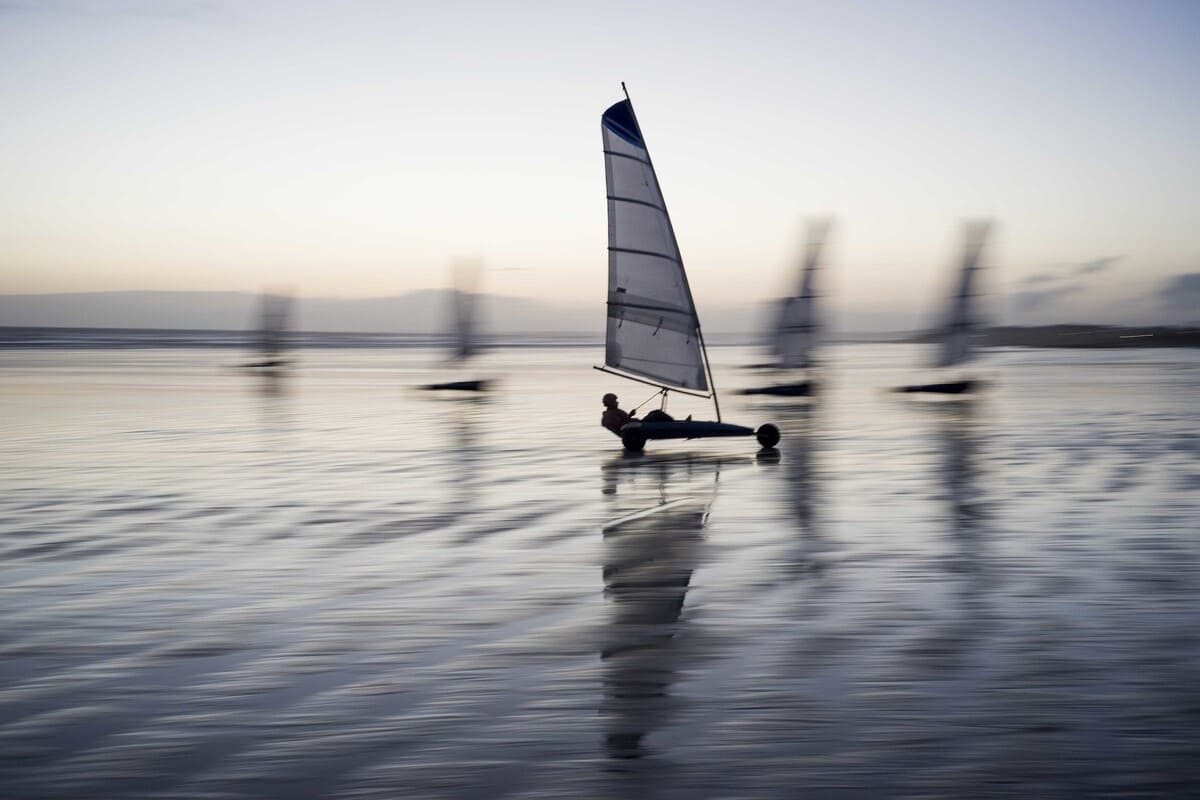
xmin=1 ymin=325 xmax=1197 ymax=349
xmin=911 ymin=325 xmax=1200 ymax=349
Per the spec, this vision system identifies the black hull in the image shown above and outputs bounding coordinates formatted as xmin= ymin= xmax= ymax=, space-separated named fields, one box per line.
xmin=237 ymin=359 xmax=290 ymax=370
xmin=896 ymin=380 xmax=977 ymax=395
xmin=619 ymin=421 xmax=780 ymax=453
xmin=422 ymin=379 xmax=492 ymax=392
xmin=737 ymin=382 xmax=814 ymax=397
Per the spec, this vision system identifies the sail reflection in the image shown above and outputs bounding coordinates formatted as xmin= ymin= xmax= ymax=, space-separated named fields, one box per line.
xmin=599 ymin=455 xmax=717 ymax=762
xmin=255 ymin=368 xmax=288 ymax=398
xmin=771 ymin=403 xmax=834 ymax=575
xmin=935 ymin=401 xmax=984 ymax=553
xmin=443 ymin=396 xmax=489 ymax=517
xmin=926 ymin=401 xmax=990 ymax=672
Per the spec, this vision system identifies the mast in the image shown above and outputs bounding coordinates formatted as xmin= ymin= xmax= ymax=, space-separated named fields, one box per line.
xmin=619 ymin=84 xmax=722 ymax=422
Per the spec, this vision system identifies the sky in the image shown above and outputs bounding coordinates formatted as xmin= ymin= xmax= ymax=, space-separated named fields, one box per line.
xmin=2 ymin=0 xmax=1199 ymax=327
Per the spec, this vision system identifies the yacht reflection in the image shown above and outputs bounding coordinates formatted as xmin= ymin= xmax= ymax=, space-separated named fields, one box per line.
xmin=929 ymin=401 xmax=989 ymax=669
xmin=771 ymin=403 xmax=832 ymax=575
xmin=256 ymin=368 xmax=287 ymax=397
xmin=443 ymin=396 xmax=489 ymax=519
xmin=599 ymin=455 xmax=720 ymax=761
xmin=935 ymin=400 xmax=984 ymax=551
xmin=254 ymin=370 xmax=292 ymax=455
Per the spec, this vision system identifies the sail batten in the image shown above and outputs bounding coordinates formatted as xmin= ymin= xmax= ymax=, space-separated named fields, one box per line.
xmin=608 ymin=247 xmax=681 ymax=262
xmin=603 ymin=151 xmax=653 ymax=165
xmin=607 ymin=195 xmax=669 ymax=212
xmin=601 ymin=97 xmax=708 ymax=393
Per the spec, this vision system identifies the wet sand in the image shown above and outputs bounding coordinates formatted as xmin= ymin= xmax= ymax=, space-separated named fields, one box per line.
xmin=1 ymin=345 xmax=1198 ymax=798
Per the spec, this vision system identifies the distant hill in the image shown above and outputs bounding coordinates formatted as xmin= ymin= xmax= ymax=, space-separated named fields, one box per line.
xmin=0 ymin=290 xmax=925 ymax=336
xmin=0 ymin=290 xmax=599 ymax=335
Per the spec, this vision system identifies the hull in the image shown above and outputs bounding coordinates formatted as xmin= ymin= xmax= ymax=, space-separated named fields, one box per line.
xmin=423 ymin=379 xmax=492 ymax=392
xmin=619 ymin=419 xmax=779 ymax=452
xmin=238 ymin=358 xmax=290 ymax=370
xmin=234 ymin=358 xmax=291 ymax=377
xmin=636 ymin=420 xmax=755 ymax=440
xmin=737 ymin=381 xmax=814 ymax=397
xmin=896 ymin=380 xmax=978 ymax=395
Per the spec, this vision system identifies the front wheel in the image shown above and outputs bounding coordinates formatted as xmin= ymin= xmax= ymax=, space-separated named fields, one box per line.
xmin=755 ymin=423 xmax=780 ymax=450
xmin=621 ymin=427 xmax=647 ymax=453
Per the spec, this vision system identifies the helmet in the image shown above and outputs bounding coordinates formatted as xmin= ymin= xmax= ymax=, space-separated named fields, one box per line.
xmin=602 ymin=393 xmax=618 ymax=405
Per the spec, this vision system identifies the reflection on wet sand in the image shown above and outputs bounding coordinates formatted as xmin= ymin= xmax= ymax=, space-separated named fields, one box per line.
xmin=913 ymin=401 xmax=991 ymax=680
xmin=933 ymin=400 xmax=985 ymax=567
xmin=442 ymin=396 xmax=489 ymax=516
xmin=253 ymin=370 xmax=294 ymax=467
xmin=771 ymin=403 xmax=833 ymax=576
xmin=255 ymin=368 xmax=288 ymax=397
xmin=599 ymin=455 xmax=718 ymax=763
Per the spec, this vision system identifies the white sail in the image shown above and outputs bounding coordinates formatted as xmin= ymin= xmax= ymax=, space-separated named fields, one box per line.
xmin=933 ymin=220 xmax=991 ymax=369
xmin=601 ymin=97 xmax=708 ymax=393
xmin=772 ymin=219 xmax=830 ymax=369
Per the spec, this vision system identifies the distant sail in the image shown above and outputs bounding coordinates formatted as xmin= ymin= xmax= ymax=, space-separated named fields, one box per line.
xmin=773 ymin=219 xmax=830 ymax=370
xmin=258 ymin=293 xmax=290 ymax=358
xmin=933 ymin=221 xmax=991 ymax=369
xmin=601 ymin=99 xmax=708 ymax=393
xmin=451 ymin=288 xmax=477 ymax=360
xmin=448 ymin=260 xmax=482 ymax=361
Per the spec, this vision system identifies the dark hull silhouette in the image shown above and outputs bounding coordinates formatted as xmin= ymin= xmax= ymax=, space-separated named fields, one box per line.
xmin=422 ymin=379 xmax=492 ymax=392
xmin=737 ymin=381 xmax=814 ymax=397
xmin=619 ymin=420 xmax=780 ymax=452
xmin=238 ymin=358 xmax=290 ymax=370
xmin=896 ymin=379 xmax=978 ymax=395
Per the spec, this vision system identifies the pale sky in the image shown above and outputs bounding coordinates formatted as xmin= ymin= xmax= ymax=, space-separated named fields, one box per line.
xmin=2 ymin=0 xmax=1198 ymax=324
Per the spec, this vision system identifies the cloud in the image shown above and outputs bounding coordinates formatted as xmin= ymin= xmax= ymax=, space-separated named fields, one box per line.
xmin=1021 ymin=272 xmax=1058 ymax=286
xmin=1074 ymin=256 xmax=1122 ymax=275
xmin=1158 ymin=273 xmax=1200 ymax=315
xmin=1011 ymin=285 xmax=1082 ymax=313
xmin=1018 ymin=257 xmax=1122 ymax=291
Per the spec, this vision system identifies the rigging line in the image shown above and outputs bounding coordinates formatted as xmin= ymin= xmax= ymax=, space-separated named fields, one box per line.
xmin=630 ymin=387 xmax=664 ymax=413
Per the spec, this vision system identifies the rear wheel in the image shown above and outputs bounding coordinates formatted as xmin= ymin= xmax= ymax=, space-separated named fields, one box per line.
xmin=755 ymin=423 xmax=780 ymax=450
xmin=621 ymin=427 xmax=647 ymax=453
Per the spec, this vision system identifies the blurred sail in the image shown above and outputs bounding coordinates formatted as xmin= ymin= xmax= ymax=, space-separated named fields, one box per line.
xmin=451 ymin=289 xmax=477 ymax=360
xmin=773 ymin=219 xmax=830 ymax=369
xmin=601 ymin=98 xmax=708 ymax=392
xmin=933 ymin=221 xmax=991 ymax=369
xmin=258 ymin=292 xmax=290 ymax=359
xmin=449 ymin=260 xmax=482 ymax=362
